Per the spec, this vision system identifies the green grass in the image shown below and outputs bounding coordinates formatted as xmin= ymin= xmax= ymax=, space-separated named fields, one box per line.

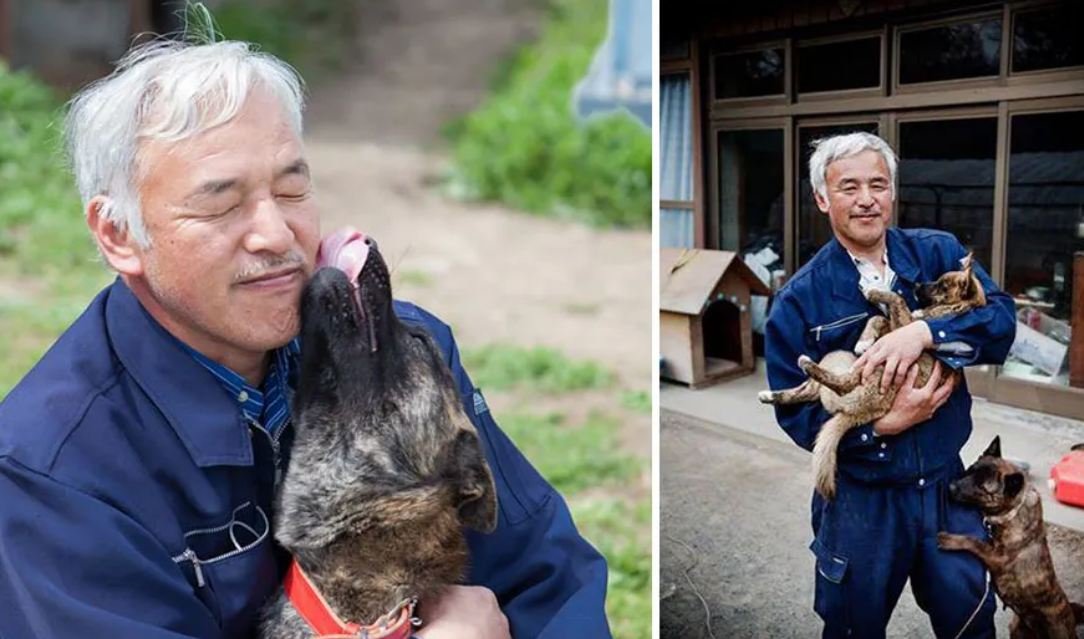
xmin=444 ymin=0 xmax=650 ymax=228
xmin=571 ymin=496 xmax=651 ymax=639
xmin=497 ymin=407 xmax=648 ymax=639
xmin=620 ymin=390 xmax=651 ymax=414
xmin=499 ymin=412 xmax=640 ymax=494
xmin=462 ymin=343 xmax=613 ymax=393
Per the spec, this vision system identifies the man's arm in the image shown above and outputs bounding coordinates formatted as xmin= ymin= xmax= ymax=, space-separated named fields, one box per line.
xmin=401 ymin=303 xmax=612 ymax=639
xmin=854 ymin=238 xmax=1016 ymax=390
xmin=0 ymin=456 xmax=221 ymax=638
xmin=764 ymin=290 xmax=880 ymax=454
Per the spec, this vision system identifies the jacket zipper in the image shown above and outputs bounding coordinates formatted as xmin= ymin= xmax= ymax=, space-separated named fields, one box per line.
xmin=809 ymin=312 xmax=869 ymax=342
xmin=172 ymin=548 xmax=205 ymax=588
xmin=249 ymin=418 xmax=284 ymax=485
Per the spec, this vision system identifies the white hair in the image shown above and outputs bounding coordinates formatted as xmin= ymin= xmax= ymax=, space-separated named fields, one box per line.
xmin=808 ymin=132 xmax=898 ymax=201
xmin=65 ymin=38 xmax=305 ymax=248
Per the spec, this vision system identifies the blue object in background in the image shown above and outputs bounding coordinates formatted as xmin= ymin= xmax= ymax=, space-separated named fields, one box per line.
xmin=573 ymin=0 xmax=651 ymax=127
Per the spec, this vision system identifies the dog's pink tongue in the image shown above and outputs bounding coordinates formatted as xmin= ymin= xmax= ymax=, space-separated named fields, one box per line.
xmin=317 ymin=227 xmax=369 ymax=283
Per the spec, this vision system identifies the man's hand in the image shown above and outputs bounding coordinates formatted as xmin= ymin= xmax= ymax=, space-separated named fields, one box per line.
xmin=872 ymin=362 xmax=957 ymax=436
xmin=852 ymin=320 xmax=934 ymax=393
xmin=414 ymin=585 xmax=510 ymax=639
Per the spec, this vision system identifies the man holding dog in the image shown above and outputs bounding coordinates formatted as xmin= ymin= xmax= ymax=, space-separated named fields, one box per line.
xmin=0 ymin=35 xmax=610 ymax=639
xmin=764 ymin=132 xmax=1016 ymax=638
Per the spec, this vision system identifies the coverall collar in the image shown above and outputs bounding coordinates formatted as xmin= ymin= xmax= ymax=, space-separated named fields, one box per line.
xmin=828 ymin=227 xmax=922 ymax=303
xmin=104 ymin=278 xmax=256 ymax=468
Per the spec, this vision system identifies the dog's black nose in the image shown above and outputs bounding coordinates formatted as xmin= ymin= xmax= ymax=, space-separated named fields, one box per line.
xmin=364 ymin=237 xmax=378 ymax=252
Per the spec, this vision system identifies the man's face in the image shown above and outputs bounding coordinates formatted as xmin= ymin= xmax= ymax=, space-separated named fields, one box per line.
xmin=814 ymin=149 xmax=893 ymax=251
xmin=128 ymin=87 xmax=320 ymax=360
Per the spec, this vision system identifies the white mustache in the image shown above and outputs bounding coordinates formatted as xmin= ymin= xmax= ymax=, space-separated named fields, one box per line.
xmin=233 ymin=252 xmax=305 ymax=283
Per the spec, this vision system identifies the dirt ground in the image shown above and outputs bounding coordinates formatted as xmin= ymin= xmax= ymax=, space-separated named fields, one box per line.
xmin=301 ymin=0 xmax=652 ymax=459
xmin=661 ymin=408 xmax=1084 ymax=638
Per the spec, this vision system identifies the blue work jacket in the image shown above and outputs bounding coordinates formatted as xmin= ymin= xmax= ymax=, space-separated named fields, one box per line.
xmin=0 ymin=278 xmax=611 ymax=638
xmin=765 ymin=228 xmax=1016 ymax=486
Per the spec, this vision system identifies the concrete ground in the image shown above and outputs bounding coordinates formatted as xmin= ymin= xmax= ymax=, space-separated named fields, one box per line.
xmin=661 ymin=363 xmax=1084 ymax=638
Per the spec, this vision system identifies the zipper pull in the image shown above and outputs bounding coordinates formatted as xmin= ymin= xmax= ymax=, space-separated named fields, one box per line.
xmin=815 ymin=325 xmax=823 ymax=342
xmin=183 ymin=548 xmax=205 ymax=588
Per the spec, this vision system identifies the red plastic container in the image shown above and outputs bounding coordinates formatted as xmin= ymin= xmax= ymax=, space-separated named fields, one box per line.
xmin=1049 ymin=449 xmax=1084 ymax=508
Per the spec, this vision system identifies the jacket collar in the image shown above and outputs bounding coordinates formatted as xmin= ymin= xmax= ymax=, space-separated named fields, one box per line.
xmin=827 ymin=227 xmax=922 ymax=303
xmin=104 ymin=279 xmax=255 ymax=467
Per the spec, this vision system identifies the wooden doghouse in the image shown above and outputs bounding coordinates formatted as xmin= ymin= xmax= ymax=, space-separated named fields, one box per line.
xmin=660 ymin=248 xmax=771 ymax=388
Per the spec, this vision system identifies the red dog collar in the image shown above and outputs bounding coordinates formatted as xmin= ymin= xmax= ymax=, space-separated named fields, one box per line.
xmin=283 ymin=559 xmax=418 ymax=638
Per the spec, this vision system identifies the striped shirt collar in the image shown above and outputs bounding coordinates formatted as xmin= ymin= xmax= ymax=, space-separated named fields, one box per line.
xmin=176 ymin=338 xmax=300 ymax=437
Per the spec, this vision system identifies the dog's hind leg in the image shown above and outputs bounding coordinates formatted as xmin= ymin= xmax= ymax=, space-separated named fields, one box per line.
xmin=759 ymin=379 xmax=821 ymax=405
xmin=798 ymin=355 xmax=861 ymax=396
xmin=812 ymin=413 xmax=865 ymax=500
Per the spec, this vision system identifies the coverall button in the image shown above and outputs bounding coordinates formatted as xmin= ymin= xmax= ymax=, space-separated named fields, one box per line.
xmin=878 ymin=452 xmax=885 ymax=459
xmin=237 ymin=390 xmax=249 ymax=402
xmin=918 ymin=477 xmax=926 ymax=487
xmin=881 ymin=442 xmax=887 ymax=449
xmin=861 ymin=433 xmax=869 ymax=442
xmin=938 ymin=330 xmax=947 ymax=339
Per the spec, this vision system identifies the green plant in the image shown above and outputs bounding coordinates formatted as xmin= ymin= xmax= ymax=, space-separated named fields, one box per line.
xmin=444 ymin=0 xmax=650 ymax=228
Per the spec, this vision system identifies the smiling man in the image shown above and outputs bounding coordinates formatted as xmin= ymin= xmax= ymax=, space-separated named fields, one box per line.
xmin=0 ymin=36 xmax=610 ymax=639
xmin=763 ymin=132 xmax=1016 ymax=638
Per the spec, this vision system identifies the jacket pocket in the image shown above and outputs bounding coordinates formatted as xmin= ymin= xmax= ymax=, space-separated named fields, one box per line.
xmin=810 ymin=537 xmax=850 ymax=628
xmin=171 ymin=502 xmax=277 ymax=634
xmin=809 ymin=312 xmax=870 ymax=343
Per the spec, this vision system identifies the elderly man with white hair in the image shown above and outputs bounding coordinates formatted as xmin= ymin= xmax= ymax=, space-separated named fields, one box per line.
xmin=763 ymin=132 xmax=1016 ymax=638
xmin=0 ymin=34 xmax=610 ymax=639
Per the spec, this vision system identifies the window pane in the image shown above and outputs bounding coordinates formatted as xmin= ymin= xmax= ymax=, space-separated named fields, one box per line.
xmin=661 ymin=74 xmax=693 ymax=201
xmin=714 ymin=49 xmax=785 ymax=99
xmin=897 ymin=118 xmax=996 ymax=270
xmin=1012 ymin=5 xmax=1084 ymax=73
xmin=718 ymin=129 xmax=784 ymax=264
xmin=1003 ymin=110 xmax=1084 ymax=386
xmin=798 ymin=37 xmax=880 ymax=93
xmin=898 ymin=18 xmax=1001 ymax=84
xmin=797 ymin=123 xmax=879 ymax=268
xmin=661 ymin=208 xmax=694 ymax=249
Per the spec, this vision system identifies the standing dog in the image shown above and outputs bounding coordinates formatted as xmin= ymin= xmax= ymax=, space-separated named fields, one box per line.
xmin=259 ymin=230 xmax=498 ymax=639
xmin=759 ymin=255 xmax=986 ymax=499
xmin=938 ymin=437 xmax=1084 ymax=639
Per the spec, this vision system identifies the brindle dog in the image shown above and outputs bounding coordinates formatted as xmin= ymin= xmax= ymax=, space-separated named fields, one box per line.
xmin=258 ymin=236 xmax=498 ymax=639
xmin=759 ymin=254 xmax=986 ymax=499
xmin=938 ymin=437 xmax=1084 ymax=639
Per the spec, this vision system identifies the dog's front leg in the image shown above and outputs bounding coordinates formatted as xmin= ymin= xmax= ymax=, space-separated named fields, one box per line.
xmin=937 ymin=532 xmax=999 ymax=565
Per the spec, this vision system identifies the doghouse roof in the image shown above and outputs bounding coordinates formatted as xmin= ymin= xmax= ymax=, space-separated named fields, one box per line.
xmin=660 ymin=248 xmax=772 ymax=315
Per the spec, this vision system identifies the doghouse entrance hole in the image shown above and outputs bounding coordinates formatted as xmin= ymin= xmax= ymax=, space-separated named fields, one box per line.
xmin=702 ymin=298 xmax=742 ymax=377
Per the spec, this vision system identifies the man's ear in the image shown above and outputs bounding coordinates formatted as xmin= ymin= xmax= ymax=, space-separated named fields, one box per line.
xmin=982 ymin=436 xmax=1001 ymax=459
xmin=87 ymin=196 xmax=143 ymax=275
xmin=814 ymin=189 xmax=831 ymax=214
xmin=448 ymin=429 xmax=498 ymax=533
xmin=1004 ymin=472 xmax=1025 ymax=499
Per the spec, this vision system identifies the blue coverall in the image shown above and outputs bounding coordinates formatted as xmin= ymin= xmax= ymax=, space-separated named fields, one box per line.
xmin=0 ymin=278 xmax=612 ymax=638
xmin=765 ymin=228 xmax=1016 ymax=639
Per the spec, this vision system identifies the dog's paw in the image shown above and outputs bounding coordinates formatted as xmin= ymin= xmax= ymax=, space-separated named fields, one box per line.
xmin=758 ymin=390 xmax=775 ymax=404
xmin=854 ymin=339 xmax=873 ymax=355
xmin=937 ymin=532 xmax=960 ymax=550
xmin=911 ymin=309 xmax=926 ymax=319
xmin=798 ymin=355 xmax=814 ymax=371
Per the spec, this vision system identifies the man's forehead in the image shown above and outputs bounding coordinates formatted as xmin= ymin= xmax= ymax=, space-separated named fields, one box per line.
xmin=827 ymin=150 xmax=889 ymax=180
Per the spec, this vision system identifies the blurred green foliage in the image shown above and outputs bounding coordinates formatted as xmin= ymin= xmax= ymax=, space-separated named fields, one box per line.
xmin=213 ymin=0 xmax=357 ymax=80
xmin=0 ymin=62 xmax=110 ymax=398
xmin=444 ymin=0 xmax=651 ymax=228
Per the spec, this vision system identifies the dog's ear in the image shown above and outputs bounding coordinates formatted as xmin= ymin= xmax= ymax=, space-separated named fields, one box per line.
xmin=960 ymin=252 xmax=973 ymax=273
xmin=1004 ymin=472 xmax=1025 ymax=498
xmin=448 ymin=429 xmax=498 ymax=533
xmin=983 ymin=436 xmax=1002 ymax=459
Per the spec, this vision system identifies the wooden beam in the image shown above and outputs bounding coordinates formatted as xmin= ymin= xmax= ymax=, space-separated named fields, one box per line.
xmin=1071 ymin=252 xmax=1084 ymax=389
